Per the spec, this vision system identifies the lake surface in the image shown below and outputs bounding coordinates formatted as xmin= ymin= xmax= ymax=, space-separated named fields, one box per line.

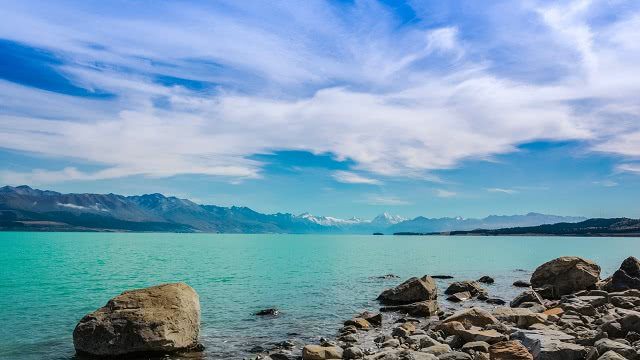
xmin=1 ymin=233 xmax=639 ymax=359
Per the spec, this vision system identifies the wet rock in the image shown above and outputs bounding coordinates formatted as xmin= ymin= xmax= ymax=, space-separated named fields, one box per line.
xmin=445 ymin=281 xmax=487 ymax=298
xmin=447 ymin=292 xmax=472 ymax=302
xmin=302 ymin=345 xmax=343 ymax=360
xmin=594 ymin=338 xmax=637 ymax=359
xmin=513 ymin=280 xmax=531 ymax=288
xmin=378 ymin=276 xmax=438 ymax=305
xmin=478 ymin=276 xmax=495 ymax=284
xmin=530 ymin=256 xmax=601 ymax=299
xmin=485 ymin=298 xmax=506 ymax=306
xmin=381 ymin=300 xmax=440 ymax=317
xmin=359 ymin=312 xmax=383 ymax=326
xmin=73 ymin=283 xmax=201 ymax=357
xmin=256 ymin=308 xmax=279 ymax=316
xmin=432 ymin=275 xmax=454 ymax=279
xmin=344 ymin=346 xmax=364 ymax=359
xmin=344 ymin=318 xmax=371 ymax=330
xmin=270 ymin=351 xmax=293 ymax=360
xmin=488 ymin=340 xmax=533 ymax=360
xmin=376 ymin=274 xmax=401 ymax=279
xmin=392 ymin=322 xmax=416 ymax=338
xmin=443 ymin=308 xmax=499 ymax=328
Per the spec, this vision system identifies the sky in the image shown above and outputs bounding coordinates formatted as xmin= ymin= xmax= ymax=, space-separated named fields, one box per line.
xmin=0 ymin=0 xmax=639 ymax=219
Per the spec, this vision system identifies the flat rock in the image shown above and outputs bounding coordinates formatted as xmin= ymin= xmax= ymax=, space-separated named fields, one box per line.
xmin=489 ymin=340 xmax=533 ymax=360
xmin=73 ymin=283 xmax=201 ymax=357
xmin=422 ymin=344 xmax=451 ymax=356
xmin=381 ymin=300 xmax=440 ymax=317
xmin=530 ymin=256 xmax=601 ymax=299
xmin=447 ymin=291 xmax=472 ymax=302
xmin=512 ymin=329 xmax=587 ymax=360
xmin=443 ymin=308 xmax=499 ymax=328
xmin=458 ymin=328 xmax=507 ymax=344
xmin=378 ymin=276 xmax=438 ymax=305
xmin=437 ymin=351 xmax=472 ymax=360
xmin=461 ymin=341 xmax=489 ymax=353
xmin=492 ymin=307 xmax=534 ymax=323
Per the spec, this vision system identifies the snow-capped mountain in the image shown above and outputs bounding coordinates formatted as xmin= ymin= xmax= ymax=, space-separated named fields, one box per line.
xmin=371 ymin=212 xmax=407 ymax=226
xmin=298 ymin=213 xmax=366 ymax=226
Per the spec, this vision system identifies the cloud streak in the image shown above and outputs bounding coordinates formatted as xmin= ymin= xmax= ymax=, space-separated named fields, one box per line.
xmin=0 ymin=0 xmax=639 ymax=185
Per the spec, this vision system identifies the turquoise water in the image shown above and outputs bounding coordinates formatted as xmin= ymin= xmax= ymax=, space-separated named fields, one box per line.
xmin=1 ymin=232 xmax=639 ymax=359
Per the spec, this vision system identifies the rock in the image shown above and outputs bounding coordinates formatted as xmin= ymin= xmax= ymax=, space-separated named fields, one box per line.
xmin=462 ymin=341 xmax=490 ymax=353
xmin=598 ymin=350 xmax=630 ymax=360
xmin=378 ymin=276 xmax=438 ymax=305
xmin=485 ymin=298 xmax=506 ymax=306
xmin=604 ymin=257 xmax=640 ymax=292
xmin=360 ymin=312 xmax=383 ymax=326
xmin=493 ymin=307 xmax=535 ymax=323
xmin=488 ymin=340 xmax=533 ymax=360
xmin=344 ymin=346 xmax=364 ymax=359
xmin=513 ymin=280 xmax=532 ymax=288
xmin=512 ymin=329 xmax=588 ymax=360
xmin=422 ymin=344 xmax=452 ymax=356
xmin=73 ymin=283 xmax=201 ymax=357
xmin=438 ymin=352 xmax=473 ymax=360
xmin=458 ymin=328 xmax=507 ymax=344
xmin=433 ymin=275 xmax=455 ymax=279
xmin=381 ymin=300 xmax=440 ymax=317
xmin=376 ymin=274 xmax=401 ymax=279
xmin=445 ymin=281 xmax=487 ymax=297
xmin=392 ymin=322 xmax=416 ymax=338
xmin=543 ymin=308 xmax=564 ymax=317
xmin=530 ymin=256 xmax=601 ymax=299
xmin=256 ymin=308 xmax=279 ymax=316
xmin=516 ymin=313 xmax=548 ymax=329
xmin=473 ymin=352 xmax=490 ymax=360
xmin=478 ymin=276 xmax=495 ymax=284
xmin=302 ymin=345 xmax=343 ymax=360
xmin=436 ymin=321 xmax=466 ymax=336
xmin=594 ymin=338 xmax=637 ymax=359
xmin=443 ymin=308 xmax=499 ymax=328
xmin=345 ymin=318 xmax=371 ymax=330
xmin=382 ymin=339 xmax=401 ymax=348
xmin=340 ymin=334 xmax=358 ymax=343
xmin=270 ymin=352 xmax=293 ymax=360
xmin=447 ymin=292 xmax=472 ymax=302
xmin=510 ymin=290 xmax=542 ymax=308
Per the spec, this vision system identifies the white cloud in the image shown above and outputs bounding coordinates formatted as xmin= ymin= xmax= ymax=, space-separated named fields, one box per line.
xmin=361 ymin=195 xmax=411 ymax=206
xmin=487 ymin=188 xmax=519 ymax=195
xmin=435 ymin=189 xmax=457 ymax=198
xmin=593 ymin=180 xmax=618 ymax=187
xmin=332 ymin=171 xmax=382 ymax=185
xmin=617 ymin=164 xmax=640 ymax=174
xmin=0 ymin=0 xmax=638 ymax=184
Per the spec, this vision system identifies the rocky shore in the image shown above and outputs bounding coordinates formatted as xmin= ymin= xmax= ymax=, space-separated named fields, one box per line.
xmin=72 ymin=256 xmax=640 ymax=360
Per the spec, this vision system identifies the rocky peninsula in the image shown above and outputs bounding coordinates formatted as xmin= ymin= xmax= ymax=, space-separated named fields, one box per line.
xmin=73 ymin=256 xmax=640 ymax=360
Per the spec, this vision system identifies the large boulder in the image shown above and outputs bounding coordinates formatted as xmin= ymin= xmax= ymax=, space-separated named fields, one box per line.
xmin=604 ymin=257 xmax=640 ymax=292
xmin=512 ymin=329 xmax=588 ymax=360
xmin=377 ymin=276 xmax=437 ymax=305
xmin=73 ymin=283 xmax=201 ymax=356
xmin=530 ymin=257 xmax=601 ymax=298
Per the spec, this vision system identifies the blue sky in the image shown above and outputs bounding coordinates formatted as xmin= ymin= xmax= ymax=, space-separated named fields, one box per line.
xmin=1 ymin=0 xmax=639 ymax=219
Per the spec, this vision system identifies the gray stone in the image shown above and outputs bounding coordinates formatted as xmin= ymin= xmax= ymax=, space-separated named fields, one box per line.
xmin=73 ymin=283 xmax=201 ymax=357
xmin=422 ymin=344 xmax=452 ymax=356
xmin=378 ymin=276 xmax=438 ymax=305
xmin=531 ymin=256 xmax=601 ymax=299
xmin=344 ymin=346 xmax=364 ymax=359
xmin=512 ymin=329 xmax=588 ymax=360
xmin=381 ymin=300 xmax=440 ymax=317
xmin=461 ymin=341 xmax=489 ymax=353
xmin=598 ymin=350 xmax=629 ymax=360
xmin=594 ymin=338 xmax=637 ymax=359
xmin=437 ymin=351 xmax=472 ymax=360
xmin=444 ymin=281 xmax=487 ymax=297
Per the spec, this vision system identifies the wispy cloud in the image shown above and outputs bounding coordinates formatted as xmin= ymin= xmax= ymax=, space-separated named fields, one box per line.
xmin=487 ymin=188 xmax=519 ymax=195
xmin=332 ymin=171 xmax=381 ymax=185
xmin=593 ymin=180 xmax=618 ymax=187
xmin=361 ymin=195 xmax=411 ymax=206
xmin=435 ymin=189 xmax=457 ymax=198
xmin=617 ymin=164 xmax=640 ymax=174
xmin=0 ymin=1 xmax=638 ymax=184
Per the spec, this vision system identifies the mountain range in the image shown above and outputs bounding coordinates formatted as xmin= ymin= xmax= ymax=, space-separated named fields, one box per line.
xmin=0 ymin=185 xmax=586 ymax=233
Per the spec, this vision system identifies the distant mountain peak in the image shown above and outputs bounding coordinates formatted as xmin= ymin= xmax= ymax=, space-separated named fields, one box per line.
xmin=371 ymin=212 xmax=407 ymax=225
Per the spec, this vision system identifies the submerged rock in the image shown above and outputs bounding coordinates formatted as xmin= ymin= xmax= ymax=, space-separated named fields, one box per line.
xmin=513 ymin=280 xmax=531 ymax=288
xmin=377 ymin=275 xmax=438 ymax=305
xmin=256 ymin=308 xmax=279 ymax=316
xmin=530 ymin=256 xmax=601 ymax=298
xmin=73 ymin=283 xmax=201 ymax=357
xmin=477 ymin=276 xmax=495 ymax=284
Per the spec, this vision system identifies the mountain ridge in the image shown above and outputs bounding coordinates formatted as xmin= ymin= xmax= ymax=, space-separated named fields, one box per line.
xmin=0 ymin=185 xmax=587 ymax=233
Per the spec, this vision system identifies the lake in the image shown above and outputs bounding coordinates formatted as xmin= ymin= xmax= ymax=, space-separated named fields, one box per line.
xmin=1 ymin=232 xmax=638 ymax=359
